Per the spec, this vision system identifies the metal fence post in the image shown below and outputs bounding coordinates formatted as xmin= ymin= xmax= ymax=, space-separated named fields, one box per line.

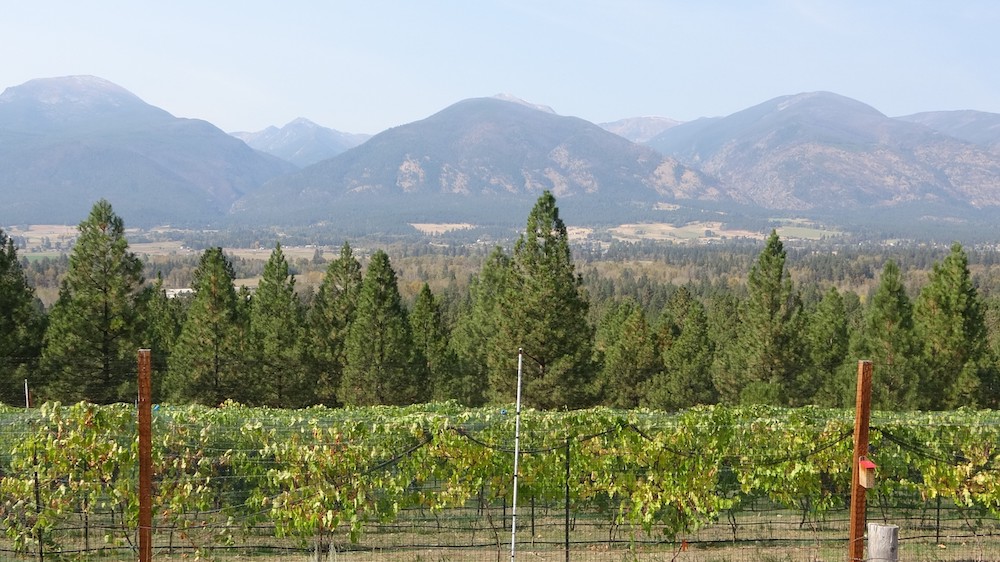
xmin=565 ymin=436 xmax=570 ymax=562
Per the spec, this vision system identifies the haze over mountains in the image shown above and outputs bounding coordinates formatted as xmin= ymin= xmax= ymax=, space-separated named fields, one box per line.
xmin=232 ymin=118 xmax=370 ymax=167
xmin=232 ymin=97 xmax=714 ymax=227
xmin=2 ymin=75 xmax=1000 ymax=236
xmin=646 ymin=92 xmax=1000 ymax=213
xmin=0 ymin=76 xmax=295 ymax=225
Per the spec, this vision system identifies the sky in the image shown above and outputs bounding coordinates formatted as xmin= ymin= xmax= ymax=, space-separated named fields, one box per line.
xmin=2 ymin=1 xmax=998 ymax=135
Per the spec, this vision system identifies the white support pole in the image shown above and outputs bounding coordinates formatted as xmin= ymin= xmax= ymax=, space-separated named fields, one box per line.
xmin=510 ymin=348 xmax=524 ymax=562
xmin=24 ymin=379 xmax=29 ymax=408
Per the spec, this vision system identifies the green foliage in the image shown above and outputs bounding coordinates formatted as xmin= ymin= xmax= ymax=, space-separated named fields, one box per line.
xmin=915 ymin=243 xmax=989 ymax=409
xmin=165 ymin=247 xmax=246 ymax=405
xmin=715 ymin=231 xmax=804 ymax=406
xmin=596 ymin=299 xmax=659 ymax=408
xmin=646 ymin=287 xmax=716 ymax=409
xmin=341 ymin=250 xmax=426 ymax=405
xmin=0 ymin=228 xmax=45 ymax=404
xmin=448 ymin=247 xmax=510 ymax=406
xmin=304 ymin=241 xmax=363 ymax=406
xmin=248 ymin=243 xmax=307 ymax=407
xmin=22 ymin=201 xmax=1000 ymax=413
xmin=136 ymin=274 xmax=183 ymax=401
xmin=804 ymin=287 xmax=851 ymax=407
xmin=39 ymin=200 xmax=145 ymax=403
xmin=854 ymin=260 xmax=923 ymax=410
xmin=410 ymin=283 xmax=460 ymax=402
xmin=487 ymin=191 xmax=596 ymax=409
xmin=9 ymin=402 xmax=1000 ymax=556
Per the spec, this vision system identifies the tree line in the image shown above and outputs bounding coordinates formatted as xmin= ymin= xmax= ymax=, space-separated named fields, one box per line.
xmin=2 ymin=194 xmax=998 ymax=410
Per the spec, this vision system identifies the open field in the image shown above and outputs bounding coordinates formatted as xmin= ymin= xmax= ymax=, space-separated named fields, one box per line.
xmin=609 ymin=221 xmax=764 ymax=242
xmin=7 ymin=218 xmax=843 ymax=259
xmin=131 ymin=239 xmax=191 ymax=255
xmin=773 ymin=219 xmax=844 ymax=241
xmin=226 ymin=244 xmax=334 ymax=262
xmin=4 ymin=223 xmax=78 ymax=249
xmin=409 ymin=222 xmax=475 ymax=235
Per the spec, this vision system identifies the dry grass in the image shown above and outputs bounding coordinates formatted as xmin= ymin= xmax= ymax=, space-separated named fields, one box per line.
xmin=409 ymin=223 xmax=475 ymax=235
xmin=5 ymin=224 xmax=78 ymax=247
xmin=609 ymin=221 xmax=763 ymax=243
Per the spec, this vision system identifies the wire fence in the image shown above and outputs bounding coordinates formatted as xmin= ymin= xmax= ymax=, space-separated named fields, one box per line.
xmin=4 ymin=403 xmax=1000 ymax=561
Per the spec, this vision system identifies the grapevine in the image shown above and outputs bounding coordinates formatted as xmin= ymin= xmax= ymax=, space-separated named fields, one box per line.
xmin=4 ymin=403 xmax=1000 ymax=555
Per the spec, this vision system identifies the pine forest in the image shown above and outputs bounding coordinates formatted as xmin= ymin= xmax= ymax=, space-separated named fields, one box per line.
xmin=4 ymin=193 xmax=1000 ymax=411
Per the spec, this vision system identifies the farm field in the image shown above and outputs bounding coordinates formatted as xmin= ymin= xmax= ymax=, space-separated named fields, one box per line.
xmin=6 ymin=217 xmax=838 ymax=261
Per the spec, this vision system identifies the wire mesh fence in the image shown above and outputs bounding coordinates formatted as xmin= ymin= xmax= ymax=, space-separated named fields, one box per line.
xmin=4 ymin=402 xmax=1000 ymax=561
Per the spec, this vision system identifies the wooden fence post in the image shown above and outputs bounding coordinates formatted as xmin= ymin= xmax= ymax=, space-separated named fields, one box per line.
xmin=138 ymin=349 xmax=153 ymax=562
xmin=849 ymin=360 xmax=873 ymax=561
xmin=867 ymin=523 xmax=898 ymax=561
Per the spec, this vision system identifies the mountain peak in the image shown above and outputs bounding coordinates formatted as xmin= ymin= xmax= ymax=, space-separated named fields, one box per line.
xmin=491 ymin=93 xmax=556 ymax=114
xmin=1 ymin=75 xmax=145 ymax=107
xmin=0 ymin=75 xmax=171 ymax=131
xmin=286 ymin=117 xmax=321 ymax=128
xmin=601 ymin=116 xmax=683 ymax=143
xmin=772 ymin=91 xmax=885 ymax=117
xmin=231 ymin=118 xmax=370 ymax=167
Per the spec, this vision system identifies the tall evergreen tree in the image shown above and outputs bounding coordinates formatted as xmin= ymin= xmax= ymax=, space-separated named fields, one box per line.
xmin=596 ymin=299 xmax=659 ymax=409
xmin=646 ymin=287 xmax=716 ymax=410
xmin=593 ymin=298 xmax=634 ymax=371
xmin=853 ymin=260 xmax=923 ymax=410
xmin=40 ymin=200 xmax=144 ymax=403
xmin=136 ymin=274 xmax=184 ymax=401
xmin=915 ymin=243 xmax=988 ymax=409
xmin=487 ymin=191 xmax=595 ymax=409
xmin=340 ymin=250 xmax=425 ymax=406
xmin=248 ymin=243 xmax=306 ymax=407
xmin=304 ymin=242 xmax=363 ymax=405
xmin=714 ymin=231 xmax=804 ymax=405
xmin=706 ymin=290 xmax=742 ymax=403
xmin=410 ymin=283 xmax=459 ymax=402
xmin=981 ymin=296 xmax=1000 ymax=408
xmin=804 ymin=287 xmax=851 ymax=407
xmin=165 ymin=248 xmax=245 ymax=405
xmin=0 ymin=228 xmax=45 ymax=404
xmin=448 ymin=248 xmax=510 ymax=406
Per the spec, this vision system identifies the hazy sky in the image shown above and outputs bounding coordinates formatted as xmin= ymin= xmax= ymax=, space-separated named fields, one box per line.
xmin=2 ymin=1 xmax=997 ymax=134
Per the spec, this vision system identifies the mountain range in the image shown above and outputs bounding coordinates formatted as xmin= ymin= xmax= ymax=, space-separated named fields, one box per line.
xmin=646 ymin=92 xmax=1000 ymax=213
xmin=231 ymin=118 xmax=369 ymax=167
xmin=231 ymin=97 xmax=715 ymax=227
xmin=2 ymin=75 xmax=1000 ymax=237
xmin=0 ymin=76 xmax=294 ymax=226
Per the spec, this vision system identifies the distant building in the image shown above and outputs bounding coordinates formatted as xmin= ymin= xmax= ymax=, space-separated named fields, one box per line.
xmin=165 ymin=288 xmax=195 ymax=299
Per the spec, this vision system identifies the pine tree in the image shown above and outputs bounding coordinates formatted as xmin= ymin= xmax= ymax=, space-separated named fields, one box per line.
xmin=165 ymin=248 xmax=246 ymax=405
xmin=596 ymin=299 xmax=659 ymax=408
xmin=135 ymin=274 xmax=184 ymax=401
xmin=804 ymin=287 xmax=851 ymax=407
xmin=715 ymin=231 xmax=804 ymax=405
xmin=0 ymin=228 xmax=45 ymax=404
xmin=40 ymin=200 xmax=144 ymax=404
xmin=854 ymin=260 xmax=923 ymax=410
xmin=304 ymin=242 xmax=363 ymax=405
xmin=646 ymin=287 xmax=716 ymax=410
xmin=410 ymin=283 xmax=459 ymax=401
xmin=448 ymin=248 xmax=510 ymax=406
xmin=981 ymin=296 xmax=1000 ymax=408
xmin=487 ymin=191 xmax=595 ymax=409
xmin=340 ymin=250 xmax=425 ymax=406
xmin=707 ymin=290 xmax=742 ymax=404
xmin=248 ymin=243 xmax=305 ymax=407
xmin=915 ymin=243 xmax=988 ymax=409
